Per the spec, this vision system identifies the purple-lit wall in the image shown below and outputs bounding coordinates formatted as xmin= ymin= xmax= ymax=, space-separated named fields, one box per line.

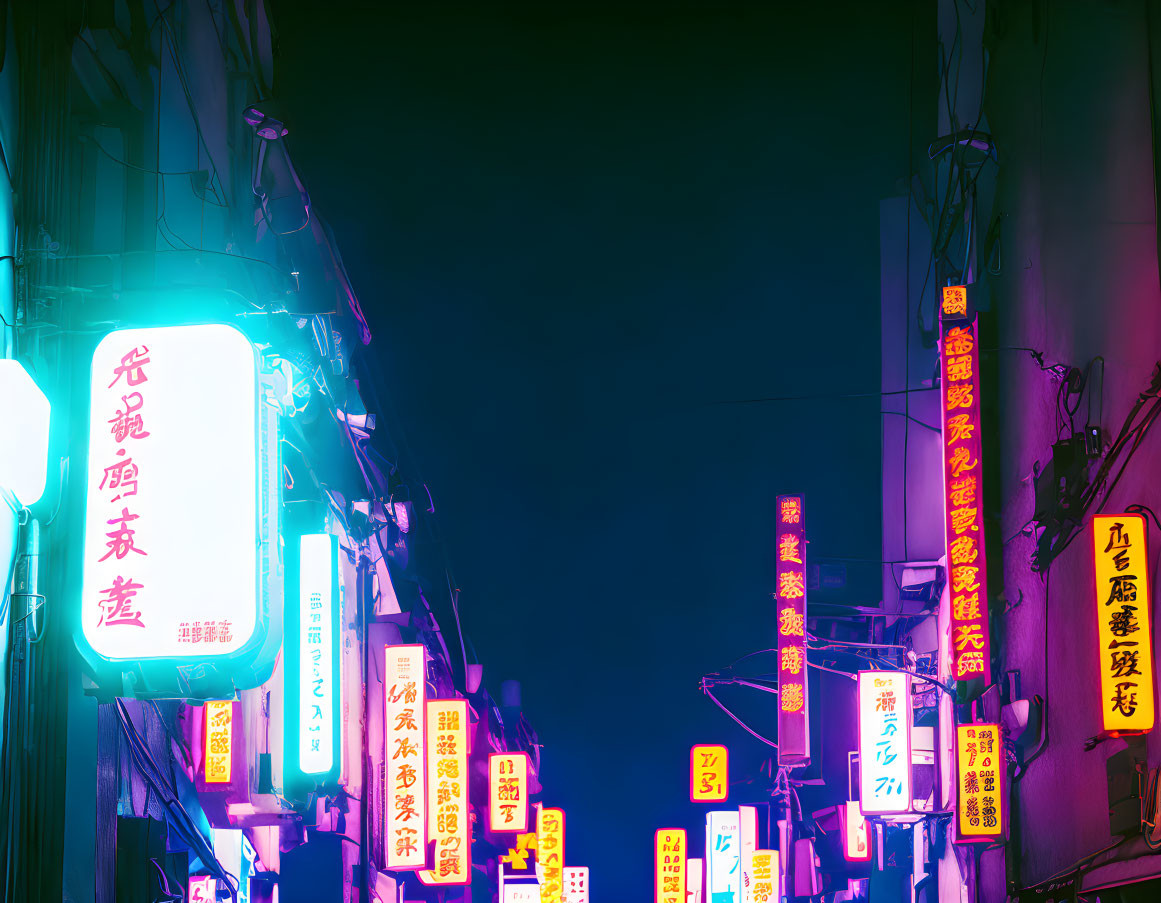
xmin=989 ymin=3 xmax=1161 ymax=891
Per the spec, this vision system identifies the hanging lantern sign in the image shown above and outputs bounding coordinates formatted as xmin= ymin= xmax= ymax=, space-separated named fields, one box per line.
xmin=856 ymin=670 xmax=912 ymax=814
xmin=775 ymin=495 xmax=809 ymax=765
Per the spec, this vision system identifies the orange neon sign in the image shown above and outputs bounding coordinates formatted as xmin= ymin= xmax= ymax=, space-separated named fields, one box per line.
xmin=939 ymin=291 xmax=991 ymax=685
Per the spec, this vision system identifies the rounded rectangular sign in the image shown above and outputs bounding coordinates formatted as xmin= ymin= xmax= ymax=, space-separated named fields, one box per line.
xmin=81 ymin=324 xmax=259 ymax=661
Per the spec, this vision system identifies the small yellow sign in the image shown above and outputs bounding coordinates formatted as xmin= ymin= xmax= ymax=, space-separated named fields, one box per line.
xmin=955 ymin=724 xmax=1003 ymax=841
xmin=1093 ymin=514 xmax=1155 ymax=733
xmin=689 ymin=744 xmax=728 ymax=802
xmin=203 ymin=700 xmax=232 ymax=784
xmin=655 ymin=828 xmax=687 ymax=903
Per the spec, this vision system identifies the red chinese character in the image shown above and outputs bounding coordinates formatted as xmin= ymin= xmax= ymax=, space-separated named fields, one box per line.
xmin=99 ymin=451 xmax=139 ymax=501
xmin=108 ymin=392 xmax=150 ymax=442
xmin=97 ymin=576 xmax=145 ymax=627
xmin=178 ymin=622 xmax=191 ymax=643
xmin=99 ymin=508 xmax=147 ymax=561
xmin=204 ymin=622 xmax=218 ymax=643
xmin=108 ymin=346 xmax=151 ymax=388
xmin=219 ymin=620 xmax=232 ymax=644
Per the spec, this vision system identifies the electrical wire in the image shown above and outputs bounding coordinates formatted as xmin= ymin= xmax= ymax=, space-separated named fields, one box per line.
xmin=700 ymin=682 xmax=778 ymax=749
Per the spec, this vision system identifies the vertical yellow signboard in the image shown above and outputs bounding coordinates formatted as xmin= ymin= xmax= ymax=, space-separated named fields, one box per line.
xmin=1093 ymin=514 xmax=1155 ymax=733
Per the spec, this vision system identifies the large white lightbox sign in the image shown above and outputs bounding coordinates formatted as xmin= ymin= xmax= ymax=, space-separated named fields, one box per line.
xmin=0 ymin=360 xmax=50 ymax=506
xmin=81 ymin=324 xmax=259 ymax=660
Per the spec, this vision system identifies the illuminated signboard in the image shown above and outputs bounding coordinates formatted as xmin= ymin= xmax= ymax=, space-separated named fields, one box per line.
xmin=955 ymin=724 xmax=1004 ymax=841
xmin=840 ymin=801 xmax=870 ymax=861
xmin=384 ymin=644 xmax=426 ymax=870
xmin=689 ymin=744 xmax=728 ymax=802
xmin=419 ymin=699 xmax=470 ymax=885
xmin=857 ymin=671 xmax=912 ymax=814
xmin=81 ymin=324 xmax=259 ymax=661
xmin=204 ymin=700 xmax=233 ymax=784
xmin=655 ymin=829 xmax=687 ymax=903
xmin=0 ymin=360 xmax=50 ymax=505
xmin=775 ymin=495 xmax=809 ymax=765
xmin=705 ymin=810 xmax=740 ymax=903
xmin=297 ymin=533 xmax=339 ymax=776
xmin=687 ymin=858 xmax=703 ymax=903
xmin=490 ymin=752 xmax=531 ymax=832
xmin=563 ymin=866 xmax=589 ymax=903
xmin=536 ymin=807 xmax=566 ymax=903
xmin=738 ymin=805 xmax=757 ymax=903
xmin=1092 ymin=514 xmax=1155 ymax=733
xmin=939 ymin=288 xmax=992 ymax=685
xmin=188 ymin=876 xmax=216 ymax=903
xmin=750 ymin=850 xmax=777 ymax=903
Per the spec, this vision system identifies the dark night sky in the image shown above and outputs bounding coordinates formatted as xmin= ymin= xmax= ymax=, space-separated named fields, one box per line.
xmin=277 ymin=3 xmax=911 ymax=897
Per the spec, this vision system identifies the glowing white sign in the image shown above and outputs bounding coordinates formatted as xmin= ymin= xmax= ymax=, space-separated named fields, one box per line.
xmin=299 ymin=533 xmax=337 ymax=774
xmin=0 ymin=360 xmax=50 ymax=505
xmin=705 ymin=810 xmax=740 ymax=903
xmin=81 ymin=324 xmax=259 ymax=660
xmin=857 ymin=670 xmax=912 ymax=815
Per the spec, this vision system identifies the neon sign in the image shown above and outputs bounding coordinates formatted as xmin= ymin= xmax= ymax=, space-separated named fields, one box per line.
xmin=857 ymin=670 xmax=912 ymax=814
xmin=490 ymin=751 xmax=531 ymax=832
xmin=775 ymin=494 xmax=809 ymax=765
xmin=955 ymin=723 xmax=1004 ymax=842
xmin=297 ymin=533 xmax=338 ymax=776
xmin=750 ymin=850 xmax=777 ymax=903
xmin=689 ymin=744 xmax=728 ymax=802
xmin=655 ymin=829 xmax=687 ymax=903
xmin=419 ymin=699 xmax=470 ymax=885
xmin=536 ymin=807 xmax=565 ymax=903
xmin=82 ymin=325 xmax=260 ymax=661
xmin=840 ymin=801 xmax=870 ymax=861
xmin=939 ymin=288 xmax=991 ymax=684
xmin=705 ymin=810 xmax=739 ymax=903
xmin=203 ymin=700 xmax=232 ymax=784
xmin=1092 ymin=514 xmax=1155 ymax=733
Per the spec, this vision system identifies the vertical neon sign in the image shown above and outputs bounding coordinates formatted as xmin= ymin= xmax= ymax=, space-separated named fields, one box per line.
xmin=655 ymin=829 xmax=687 ymax=903
xmin=419 ymin=699 xmax=470 ymax=885
xmin=776 ymin=495 xmax=809 ymax=765
xmin=298 ymin=533 xmax=338 ymax=776
xmin=939 ymin=287 xmax=991 ymax=685
xmin=856 ymin=670 xmax=912 ymax=814
xmin=955 ymin=723 xmax=1005 ymax=841
xmin=1092 ymin=514 xmax=1155 ymax=733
